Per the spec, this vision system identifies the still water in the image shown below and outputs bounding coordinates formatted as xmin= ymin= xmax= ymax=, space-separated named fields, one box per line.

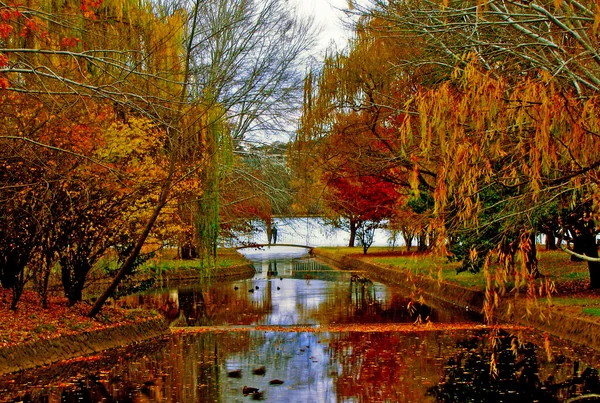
xmin=2 ymin=247 xmax=600 ymax=402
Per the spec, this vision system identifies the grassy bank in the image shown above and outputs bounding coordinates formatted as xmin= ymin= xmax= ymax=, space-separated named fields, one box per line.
xmin=315 ymin=246 xmax=600 ymax=318
xmin=141 ymin=248 xmax=250 ymax=272
xmin=93 ymin=247 xmax=253 ymax=285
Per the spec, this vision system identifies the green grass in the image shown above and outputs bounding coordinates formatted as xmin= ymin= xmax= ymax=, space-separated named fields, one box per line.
xmin=582 ymin=307 xmax=600 ymax=316
xmin=142 ymin=249 xmax=247 ymax=272
xmin=64 ymin=320 xmax=92 ymax=331
xmin=97 ymin=247 xmax=249 ymax=275
xmin=367 ymin=254 xmax=486 ymax=289
xmin=549 ymin=298 xmax=595 ymax=306
xmin=34 ymin=323 xmax=56 ymax=333
xmin=547 ymin=297 xmax=600 ymax=317
xmin=317 ymin=247 xmax=590 ymax=291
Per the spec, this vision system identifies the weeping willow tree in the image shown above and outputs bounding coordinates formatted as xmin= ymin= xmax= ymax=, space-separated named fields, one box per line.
xmin=1 ymin=0 xmax=186 ymax=120
xmin=357 ymin=0 xmax=600 ymax=269
xmin=195 ymin=108 xmax=233 ymax=264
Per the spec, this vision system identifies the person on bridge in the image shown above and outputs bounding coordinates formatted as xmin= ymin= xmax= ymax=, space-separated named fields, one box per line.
xmin=271 ymin=226 xmax=277 ymax=244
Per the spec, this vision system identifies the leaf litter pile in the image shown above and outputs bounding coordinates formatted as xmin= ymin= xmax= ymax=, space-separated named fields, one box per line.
xmin=0 ymin=289 xmax=158 ymax=348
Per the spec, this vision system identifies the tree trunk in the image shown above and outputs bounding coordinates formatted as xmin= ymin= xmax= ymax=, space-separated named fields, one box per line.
xmin=582 ymin=234 xmax=600 ymax=289
xmin=545 ymin=231 xmax=557 ymax=250
xmin=38 ymin=250 xmax=54 ymax=309
xmin=417 ymin=230 xmax=428 ymax=252
xmin=67 ymin=264 xmax=90 ymax=306
xmin=88 ymin=178 xmax=172 ymax=317
xmin=10 ymin=270 xmax=26 ymax=311
xmin=571 ymin=231 xmax=585 ymax=262
xmin=401 ymin=227 xmax=414 ymax=252
xmin=181 ymin=241 xmax=197 ymax=259
xmin=2 ymin=252 xmax=30 ymax=310
xmin=525 ymin=233 xmax=539 ymax=279
xmin=348 ymin=218 xmax=358 ymax=247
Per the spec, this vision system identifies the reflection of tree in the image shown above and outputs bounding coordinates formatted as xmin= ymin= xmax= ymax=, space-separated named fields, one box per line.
xmin=118 ymin=283 xmax=270 ymax=326
xmin=176 ymin=285 xmax=270 ymax=326
xmin=179 ymin=288 xmax=209 ymax=326
xmin=268 ymin=261 xmax=278 ymax=276
xmin=326 ymin=275 xmax=435 ymax=325
xmin=0 ymin=332 xmax=256 ymax=402
xmin=329 ymin=331 xmax=446 ymax=402
xmin=429 ymin=331 xmax=600 ymax=402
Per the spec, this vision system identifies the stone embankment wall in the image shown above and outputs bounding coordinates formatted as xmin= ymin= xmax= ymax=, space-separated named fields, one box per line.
xmin=315 ymin=250 xmax=485 ymax=311
xmin=85 ymin=263 xmax=256 ymax=296
xmin=314 ymin=249 xmax=600 ymax=351
xmin=155 ymin=263 xmax=256 ymax=283
xmin=0 ymin=318 xmax=169 ymax=376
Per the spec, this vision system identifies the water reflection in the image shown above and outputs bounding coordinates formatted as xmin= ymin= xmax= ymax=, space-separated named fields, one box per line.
xmin=2 ymin=250 xmax=600 ymax=402
xmin=429 ymin=330 xmax=600 ymax=403
xmin=3 ymin=330 xmax=600 ymax=402
xmin=117 ymin=256 xmax=477 ymax=327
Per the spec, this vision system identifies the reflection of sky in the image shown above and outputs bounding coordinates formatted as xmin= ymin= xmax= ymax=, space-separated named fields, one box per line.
xmin=223 ymin=331 xmax=336 ymax=403
xmin=270 ymin=278 xmax=300 ymax=325
xmin=244 ymin=278 xmax=334 ymax=325
xmin=6 ymin=327 xmax=597 ymax=402
xmin=172 ymin=254 xmax=479 ymax=327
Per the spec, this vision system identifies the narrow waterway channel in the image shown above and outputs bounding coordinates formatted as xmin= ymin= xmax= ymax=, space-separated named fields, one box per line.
xmin=1 ymin=247 xmax=600 ymax=402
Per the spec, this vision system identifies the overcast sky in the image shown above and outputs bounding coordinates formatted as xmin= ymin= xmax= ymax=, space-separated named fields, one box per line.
xmin=291 ymin=0 xmax=354 ymax=55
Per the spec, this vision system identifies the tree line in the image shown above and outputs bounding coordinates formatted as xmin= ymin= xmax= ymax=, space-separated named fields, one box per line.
xmin=0 ymin=0 xmax=315 ymax=314
xmin=290 ymin=0 xmax=600 ymax=286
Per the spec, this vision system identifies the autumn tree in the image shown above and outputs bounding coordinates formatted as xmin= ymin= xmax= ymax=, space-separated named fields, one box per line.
xmin=332 ymin=1 xmax=600 ymax=288
xmin=0 ymin=0 xmax=205 ymax=314
xmin=116 ymin=0 xmax=317 ymax=260
xmin=291 ymin=19 xmax=435 ymax=250
xmin=57 ymin=115 xmax=167 ymax=306
xmin=359 ymin=0 xmax=600 ymax=93
xmin=89 ymin=0 xmax=317 ymax=315
xmin=405 ymin=59 xmax=600 ymax=286
xmin=0 ymin=0 xmax=317 ymax=315
xmin=310 ymin=110 xmax=401 ymax=250
xmin=324 ymin=172 xmax=398 ymax=253
xmin=0 ymin=87 xmax=170 ymax=308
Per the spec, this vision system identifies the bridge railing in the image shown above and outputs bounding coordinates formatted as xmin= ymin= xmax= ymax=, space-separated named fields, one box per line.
xmin=269 ymin=228 xmax=312 ymax=246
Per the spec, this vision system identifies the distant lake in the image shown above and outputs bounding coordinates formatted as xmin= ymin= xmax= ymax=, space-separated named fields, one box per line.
xmin=231 ymin=217 xmax=402 ymax=248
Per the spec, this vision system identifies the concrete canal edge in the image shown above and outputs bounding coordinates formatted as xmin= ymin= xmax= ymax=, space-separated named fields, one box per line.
xmin=0 ymin=317 xmax=170 ymax=376
xmin=103 ymin=262 xmax=257 ymax=287
xmin=314 ymin=249 xmax=600 ymax=351
xmin=159 ymin=263 xmax=256 ymax=282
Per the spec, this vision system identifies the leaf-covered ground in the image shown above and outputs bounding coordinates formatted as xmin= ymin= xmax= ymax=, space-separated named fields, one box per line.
xmin=0 ymin=289 xmax=158 ymax=348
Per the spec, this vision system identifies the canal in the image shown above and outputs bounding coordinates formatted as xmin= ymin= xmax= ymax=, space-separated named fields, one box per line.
xmin=1 ymin=246 xmax=600 ymax=402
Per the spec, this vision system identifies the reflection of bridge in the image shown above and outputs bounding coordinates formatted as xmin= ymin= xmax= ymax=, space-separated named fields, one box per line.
xmin=250 ymin=255 xmax=332 ymax=277
xmin=292 ymin=259 xmax=323 ymax=271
